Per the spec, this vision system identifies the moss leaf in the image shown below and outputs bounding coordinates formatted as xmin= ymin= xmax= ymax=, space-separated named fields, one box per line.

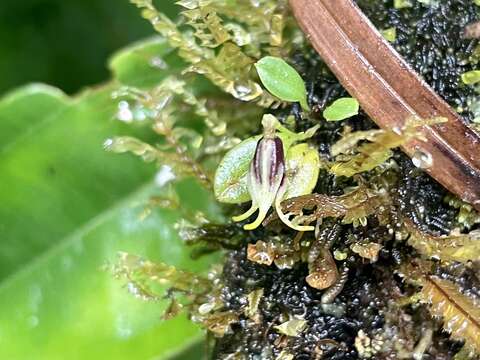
xmin=274 ymin=318 xmax=308 ymax=337
xmin=421 ymin=276 xmax=480 ymax=354
xmin=406 ymin=222 xmax=480 ymax=263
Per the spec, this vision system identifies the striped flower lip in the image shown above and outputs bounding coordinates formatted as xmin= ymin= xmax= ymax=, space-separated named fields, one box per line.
xmin=233 ymin=115 xmax=314 ymax=231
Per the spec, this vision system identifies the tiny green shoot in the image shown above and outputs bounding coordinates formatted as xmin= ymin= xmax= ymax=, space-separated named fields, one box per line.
xmin=461 ymin=70 xmax=480 ymax=85
xmin=394 ymin=0 xmax=413 ymax=9
xmin=323 ymin=97 xmax=359 ymax=121
xmin=381 ymin=28 xmax=397 ymax=43
xmin=255 ymin=56 xmax=310 ymax=111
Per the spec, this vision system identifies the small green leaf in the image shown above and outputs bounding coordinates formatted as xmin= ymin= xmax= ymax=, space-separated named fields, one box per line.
xmin=461 ymin=70 xmax=480 ymax=85
xmin=213 ymin=135 xmax=260 ymax=204
xmin=394 ymin=0 xmax=412 ymax=9
xmin=381 ymin=27 xmax=397 ymax=43
xmin=323 ymin=97 xmax=359 ymax=121
xmin=255 ymin=56 xmax=309 ymax=111
xmin=284 ymin=144 xmax=321 ymax=199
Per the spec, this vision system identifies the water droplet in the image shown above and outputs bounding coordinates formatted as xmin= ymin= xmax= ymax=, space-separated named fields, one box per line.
xmin=117 ymin=101 xmax=133 ymax=123
xmin=73 ymin=240 xmax=84 ymax=254
xmin=392 ymin=126 xmax=402 ymax=135
xmin=154 ymin=165 xmax=176 ymax=187
xmin=150 ymin=56 xmax=168 ymax=69
xmin=27 ymin=315 xmax=39 ymax=328
xmin=126 ymin=282 xmax=146 ymax=299
xmin=132 ymin=106 xmax=150 ymax=122
xmin=103 ymin=138 xmax=114 ymax=150
xmin=234 ymin=84 xmax=252 ymax=97
xmin=233 ymin=83 xmax=262 ymax=101
xmin=61 ymin=255 xmax=73 ymax=271
xmin=115 ymin=315 xmax=133 ymax=339
xmin=198 ymin=302 xmax=215 ymax=315
xmin=412 ymin=149 xmax=433 ymax=169
xmin=28 ymin=285 xmax=43 ymax=311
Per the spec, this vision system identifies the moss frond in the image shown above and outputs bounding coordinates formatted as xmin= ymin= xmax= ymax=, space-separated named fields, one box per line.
xmin=421 ymin=276 xmax=480 ymax=354
xmin=406 ymin=221 xmax=480 ymax=264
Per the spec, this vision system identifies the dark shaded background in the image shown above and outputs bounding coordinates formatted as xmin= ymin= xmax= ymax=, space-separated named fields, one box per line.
xmin=0 ymin=0 xmax=176 ymax=95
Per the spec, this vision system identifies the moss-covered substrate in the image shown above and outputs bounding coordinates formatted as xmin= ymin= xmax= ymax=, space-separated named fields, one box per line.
xmin=209 ymin=1 xmax=480 ymax=359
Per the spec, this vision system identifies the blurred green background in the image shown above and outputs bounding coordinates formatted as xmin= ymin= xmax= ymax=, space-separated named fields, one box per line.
xmin=0 ymin=0 xmax=177 ymax=95
xmin=0 ymin=1 xmax=216 ymax=359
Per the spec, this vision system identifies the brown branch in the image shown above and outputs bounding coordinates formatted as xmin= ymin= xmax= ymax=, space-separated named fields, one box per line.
xmin=289 ymin=0 xmax=480 ymax=211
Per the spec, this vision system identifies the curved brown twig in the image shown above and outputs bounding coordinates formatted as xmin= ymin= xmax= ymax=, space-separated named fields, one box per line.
xmin=290 ymin=0 xmax=480 ymax=211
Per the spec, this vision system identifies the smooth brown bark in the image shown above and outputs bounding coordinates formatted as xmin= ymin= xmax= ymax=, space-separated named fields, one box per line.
xmin=290 ymin=0 xmax=480 ymax=210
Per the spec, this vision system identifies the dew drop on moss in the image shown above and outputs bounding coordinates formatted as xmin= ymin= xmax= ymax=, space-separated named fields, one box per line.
xmin=412 ymin=149 xmax=433 ymax=169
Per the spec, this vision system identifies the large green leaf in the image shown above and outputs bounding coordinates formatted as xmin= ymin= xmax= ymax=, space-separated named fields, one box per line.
xmin=109 ymin=36 xmax=185 ymax=88
xmin=0 ymin=36 xmax=219 ymax=359
xmin=0 ymin=0 xmax=182 ymax=94
xmin=0 ymin=85 xmax=155 ymax=279
xmin=0 ymin=181 xmax=216 ymax=360
xmin=0 ymin=84 xmax=69 ymax=150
